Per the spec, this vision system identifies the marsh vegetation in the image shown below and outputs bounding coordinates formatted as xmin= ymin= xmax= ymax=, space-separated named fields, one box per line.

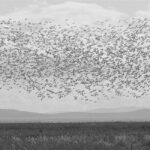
xmin=0 ymin=122 xmax=150 ymax=150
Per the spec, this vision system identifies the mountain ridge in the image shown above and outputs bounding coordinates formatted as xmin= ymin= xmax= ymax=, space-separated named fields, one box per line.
xmin=0 ymin=108 xmax=150 ymax=122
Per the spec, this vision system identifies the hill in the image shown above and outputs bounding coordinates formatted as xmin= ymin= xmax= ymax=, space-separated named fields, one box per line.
xmin=0 ymin=109 xmax=150 ymax=122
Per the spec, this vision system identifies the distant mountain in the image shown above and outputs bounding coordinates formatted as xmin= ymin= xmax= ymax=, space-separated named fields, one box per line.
xmin=88 ymin=107 xmax=141 ymax=113
xmin=0 ymin=109 xmax=150 ymax=122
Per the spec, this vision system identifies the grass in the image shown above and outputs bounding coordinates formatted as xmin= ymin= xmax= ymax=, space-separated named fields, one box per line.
xmin=0 ymin=122 xmax=150 ymax=150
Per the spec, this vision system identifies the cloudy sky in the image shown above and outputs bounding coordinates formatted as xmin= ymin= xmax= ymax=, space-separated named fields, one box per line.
xmin=0 ymin=0 xmax=150 ymax=113
xmin=0 ymin=0 xmax=150 ymax=24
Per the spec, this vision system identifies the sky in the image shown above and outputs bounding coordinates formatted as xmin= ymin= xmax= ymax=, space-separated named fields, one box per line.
xmin=0 ymin=0 xmax=150 ymax=24
xmin=0 ymin=0 xmax=150 ymax=113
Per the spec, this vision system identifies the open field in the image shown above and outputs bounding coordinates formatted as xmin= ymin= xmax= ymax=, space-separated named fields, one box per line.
xmin=0 ymin=122 xmax=150 ymax=150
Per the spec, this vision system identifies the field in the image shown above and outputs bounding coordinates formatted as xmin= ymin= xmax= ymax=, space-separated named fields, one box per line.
xmin=0 ymin=122 xmax=150 ymax=150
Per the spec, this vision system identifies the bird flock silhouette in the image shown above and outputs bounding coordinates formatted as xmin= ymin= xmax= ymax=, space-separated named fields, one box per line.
xmin=0 ymin=17 xmax=150 ymax=101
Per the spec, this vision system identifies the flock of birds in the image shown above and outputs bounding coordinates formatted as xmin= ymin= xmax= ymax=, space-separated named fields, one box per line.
xmin=0 ymin=18 xmax=150 ymax=101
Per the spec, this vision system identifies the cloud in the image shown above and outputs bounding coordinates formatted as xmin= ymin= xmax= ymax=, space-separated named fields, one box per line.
xmin=135 ymin=11 xmax=150 ymax=18
xmin=0 ymin=1 xmax=127 ymax=25
xmin=135 ymin=3 xmax=150 ymax=18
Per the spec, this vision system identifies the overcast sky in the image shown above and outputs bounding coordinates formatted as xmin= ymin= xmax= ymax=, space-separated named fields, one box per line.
xmin=0 ymin=0 xmax=150 ymax=24
xmin=0 ymin=0 xmax=150 ymax=113
xmin=0 ymin=0 xmax=149 ymax=15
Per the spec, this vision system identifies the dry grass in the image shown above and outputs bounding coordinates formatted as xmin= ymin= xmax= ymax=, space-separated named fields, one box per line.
xmin=0 ymin=122 xmax=150 ymax=150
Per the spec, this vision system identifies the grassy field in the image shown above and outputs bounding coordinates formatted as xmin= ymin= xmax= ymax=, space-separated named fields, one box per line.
xmin=0 ymin=122 xmax=150 ymax=150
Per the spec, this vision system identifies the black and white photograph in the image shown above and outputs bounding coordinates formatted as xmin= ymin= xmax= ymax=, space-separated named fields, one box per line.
xmin=0 ymin=0 xmax=150 ymax=149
